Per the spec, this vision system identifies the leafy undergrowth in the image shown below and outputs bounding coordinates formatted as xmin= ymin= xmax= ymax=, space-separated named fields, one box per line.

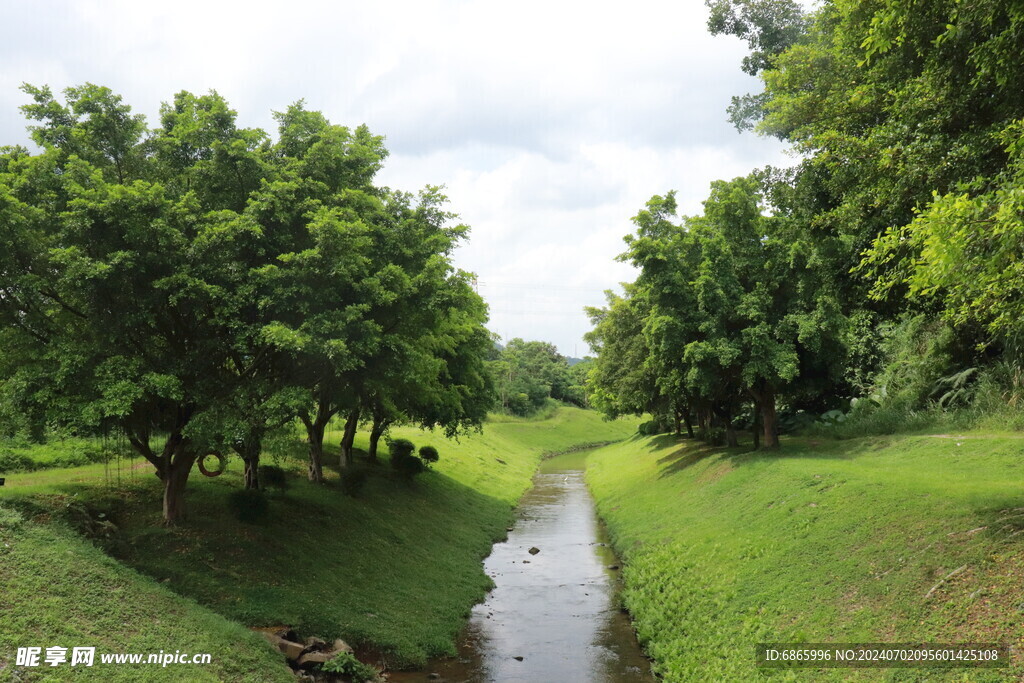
xmin=0 ymin=506 xmax=291 ymax=682
xmin=587 ymin=431 xmax=1024 ymax=682
xmin=2 ymin=406 xmax=638 ymax=672
xmin=0 ymin=436 xmax=130 ymax=474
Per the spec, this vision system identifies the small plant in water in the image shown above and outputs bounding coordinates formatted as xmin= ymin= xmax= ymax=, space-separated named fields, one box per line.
xmin=320 ymin=651 xmax=380 ymax=682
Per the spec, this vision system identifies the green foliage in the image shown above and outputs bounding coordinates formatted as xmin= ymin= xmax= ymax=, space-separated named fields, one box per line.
xmin=0 ymin=449 xmax=37 ymax=473
xmin=585 ymin=286 xmax=662 ymax=420
xmin=387 ymin=437 xmax=416 ymax=460
xmin=706 ymin=0 xmax=808 ymax=77
xmin=418 ymin=445 xmax=439 ymax=464
xmin=320 ymin=651 xmax=380 ymax=682
xmin=870 ymin=315 xmax=961 ymax=410
xmin=0 ymin=440 xmax=113 ymax=473
xmin=706 ymin=0 xmax=809 ymax=130
xmin=637 ymin=419 xmax=671 ymax=436
xmin=228 ymin=488 xmax=270 ymax=524
xmin=0 ymin=84 xmax=495 ymax=520
xmin=600 ymin=177 xmax=847 ymax=448
xmin=385 ymin=437 xmax=424 ymax=478
xmin=864 ymin=127 xmax=1024 ymax=352
xmin=391 ymin=453 xmax=426 ymax=479
xmin=489 ymin=338 xmax=577 ymax=415
xmin=930 ymin=367 xmax=979 ymax=409
xmin=709 ymin=0 xmax=1024 ymax=415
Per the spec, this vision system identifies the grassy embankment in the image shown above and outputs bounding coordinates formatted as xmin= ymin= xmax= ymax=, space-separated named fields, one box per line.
xmin=587 ymin=431 xmax=1024 ymax=681
xmin=1 ymin=405 xmax=638 ymax=679
xmin=0 ymin=504 xmax=292 ymax=683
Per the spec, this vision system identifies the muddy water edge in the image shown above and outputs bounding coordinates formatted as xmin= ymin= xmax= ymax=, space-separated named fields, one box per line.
xmin=387 ymin=449 xmax=655 ymax=683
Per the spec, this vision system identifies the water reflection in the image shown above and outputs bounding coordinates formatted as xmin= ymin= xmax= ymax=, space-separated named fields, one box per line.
xmin=390 ymin=451 xmax=654 ymax=682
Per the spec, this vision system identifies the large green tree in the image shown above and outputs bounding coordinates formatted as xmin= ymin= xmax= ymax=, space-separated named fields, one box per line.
xmin=0 ymin=85 xmax=275 ymax=521
xmin=611 ymin=178 xmax=845 ymax=448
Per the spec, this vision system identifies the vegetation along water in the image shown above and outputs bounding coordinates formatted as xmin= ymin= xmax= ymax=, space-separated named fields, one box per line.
xmin=5 ymin=0 xmax=1024 ymax=681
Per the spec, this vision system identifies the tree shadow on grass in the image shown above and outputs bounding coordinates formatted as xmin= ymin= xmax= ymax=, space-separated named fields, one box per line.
xmin=656 ymin=441 xmax=737 ymax=479
xmin=647 ymin=432 xmax=851 ymax=479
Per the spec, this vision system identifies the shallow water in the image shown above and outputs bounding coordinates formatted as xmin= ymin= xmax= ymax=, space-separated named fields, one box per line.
xmin=389 ymin=450 xmax=654 ymax=683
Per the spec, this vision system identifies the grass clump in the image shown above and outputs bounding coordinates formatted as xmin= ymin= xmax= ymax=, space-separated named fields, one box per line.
xmin=320 ymin=651 xmax=381 ymax=682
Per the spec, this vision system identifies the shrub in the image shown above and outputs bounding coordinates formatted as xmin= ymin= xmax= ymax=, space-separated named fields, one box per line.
xmin=258 ymin=465 xmax=289 ymax=492
xmin=777 ymin=409 xmax=815 ymax=433
xmin=418 ymin=445 xmax=439 ymax=465
xmin=228 ymin=488 xmax=270 ymax=524
xmin=638 ymin=419 xmax=671 ymax=436
xmin=320 ymin=651 xmax=380 ymax=682
xmin=392 ymin=453 xmax=426 ymax=479
xmin=506 ymin=392 xmax=533 ymax=416
xmin=340 ymin=466 xmax=369 ymax=497
xmin=51 ymin=445 xmax=111 ymax=468
xmin=0 ymin=450 xmax=36 ymax=473
xmin=872 ymin=314 xmax=960 ymax=409
xmin=387 ymin=438 xmax=416 ymax=460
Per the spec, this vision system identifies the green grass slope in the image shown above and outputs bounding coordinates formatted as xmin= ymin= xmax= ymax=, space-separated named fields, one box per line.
xmin=587 ymin=432 xmax=1024 ymax=682
xmin=0 ymin=506 xmax=292 ymax=682
xmin=2 ymin=406 xmax=638 ymax=671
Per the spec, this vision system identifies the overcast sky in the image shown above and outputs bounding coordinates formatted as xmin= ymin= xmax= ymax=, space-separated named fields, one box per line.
xmin=0 ymin=0 xmax=791 ymax=356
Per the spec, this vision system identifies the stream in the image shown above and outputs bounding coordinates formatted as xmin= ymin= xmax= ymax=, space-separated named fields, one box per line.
xmin=389 ymin=450 xmax=655 ymax=682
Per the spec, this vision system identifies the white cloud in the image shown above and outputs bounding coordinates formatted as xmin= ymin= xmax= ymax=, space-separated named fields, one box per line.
xmin=0 ymin=0 xmax=793 ymax=354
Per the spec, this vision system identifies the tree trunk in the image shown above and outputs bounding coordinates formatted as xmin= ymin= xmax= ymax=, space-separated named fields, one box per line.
xmin=339 ymin=408 xmax=360 ymax=469
xmin=752 ymin=400 xmax=761 ymax=451
xmin=368 ymin=416 xmax=389 ymax=462
xmin=243 ymin=459 xmax=259 ymax=489
xmin=308 ymin=437 xmax=324 ymax=482
xmin=725 ymin=422 xmax=739 ymax=447
xmin=713 ymin=405 xmax=739 ymax=447
xmin=682 ymin=407 xmax=694 ymax=438
xmin=761 ymin=389 xmax=780 ymax=449
xmin=162 ymin=443 xmax=198 ymax=525
xmin=672 ymin=408 xmax=682 ymax=436
xmin=699 ymin=407 xmax=712 ymax=441
xmin=301 ymin=414 xmax=328 ymax=483
xmin=233 ymin=429 xmax=263 ymax=490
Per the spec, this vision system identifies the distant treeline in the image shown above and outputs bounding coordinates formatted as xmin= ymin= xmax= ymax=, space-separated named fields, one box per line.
xmin=488 ymin=338 xmax=590 ymax=415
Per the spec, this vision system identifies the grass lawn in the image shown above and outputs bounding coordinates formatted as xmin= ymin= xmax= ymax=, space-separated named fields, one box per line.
xmin=587 ymin=431 xmax=1024 ymax=682
xmin=1 ymin=405 xmax=639 ymax=673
